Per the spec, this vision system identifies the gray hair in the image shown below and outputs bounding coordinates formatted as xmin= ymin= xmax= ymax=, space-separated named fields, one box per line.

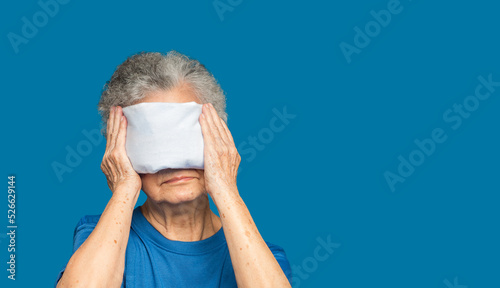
xmin=97 ymin=51 xmax=227 ymax=137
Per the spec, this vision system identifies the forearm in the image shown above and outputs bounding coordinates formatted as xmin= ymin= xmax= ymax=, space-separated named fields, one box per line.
xmin=212 ymin=188 xmax=291 ymax=288
xmin=57 ymin=185 xmax=140 ymax=288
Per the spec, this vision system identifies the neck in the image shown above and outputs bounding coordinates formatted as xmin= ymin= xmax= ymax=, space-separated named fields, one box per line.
xmin=140 ymin=195 xmax=221 ymax=242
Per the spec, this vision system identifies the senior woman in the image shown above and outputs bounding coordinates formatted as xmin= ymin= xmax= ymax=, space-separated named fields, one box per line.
xmin=55 ymin=51 xmax=292 ymax=288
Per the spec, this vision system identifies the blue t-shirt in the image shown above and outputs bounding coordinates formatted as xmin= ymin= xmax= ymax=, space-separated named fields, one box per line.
xmin=55 ymin=207 xmax=292 ymax=287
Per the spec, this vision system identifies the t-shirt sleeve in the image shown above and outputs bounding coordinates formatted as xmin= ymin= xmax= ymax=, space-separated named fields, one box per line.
xmin=266 ymin=242 xmax=293 ymax=285
xmin=54 ymin=215 xmax=100 ymax=287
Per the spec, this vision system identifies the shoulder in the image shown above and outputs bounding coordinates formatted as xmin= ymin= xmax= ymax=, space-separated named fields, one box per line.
xmin=73 ymin=213 xmax=101 ymax=235
xmin=264 ymin=241 xmax=291 ymax=263
xmin=264 ymin=241 xmax=293 ymax=284
xmin=264 ymin=241 xmax=288 ymax=257
xmin=76 ymin=213 xmax=101 ymax=225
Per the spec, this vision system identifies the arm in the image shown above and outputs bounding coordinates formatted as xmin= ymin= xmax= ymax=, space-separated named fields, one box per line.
xmin=57 ymin=106 xmax=141 ymax=288
xmin=214 ymin=188 xmax=291 ymax=287
xmin=199 ymin=103 xmax=291 ymax=288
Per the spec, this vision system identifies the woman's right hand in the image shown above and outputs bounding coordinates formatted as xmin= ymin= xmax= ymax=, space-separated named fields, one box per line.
xmin=58 ymin=105 xmax=140 ymax=288
xmin=100 ymin=106 xmax=142 ymax=193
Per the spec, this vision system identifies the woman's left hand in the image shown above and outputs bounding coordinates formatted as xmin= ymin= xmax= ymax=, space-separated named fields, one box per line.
xmin=200 ymin=103 xmax=291 ymax=288
xmin=199 ymin=103 xmax=241 ymax=198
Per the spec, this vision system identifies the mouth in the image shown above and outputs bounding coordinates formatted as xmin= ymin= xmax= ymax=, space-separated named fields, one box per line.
xmin=162 ymin=176 xmax=197 ymax=184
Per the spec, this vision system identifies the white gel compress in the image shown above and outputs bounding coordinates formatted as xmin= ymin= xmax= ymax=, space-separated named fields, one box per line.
xmin=122 ymin=102 xmax=204 ymax=173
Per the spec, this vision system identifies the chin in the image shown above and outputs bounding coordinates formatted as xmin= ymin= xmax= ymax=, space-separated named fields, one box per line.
xmin=158 ymin=182 xmax=206 ymax=204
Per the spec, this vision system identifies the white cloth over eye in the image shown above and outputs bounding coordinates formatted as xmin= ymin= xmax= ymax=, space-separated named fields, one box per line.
xmin=122 ymin=102 xmax=204 ymax=174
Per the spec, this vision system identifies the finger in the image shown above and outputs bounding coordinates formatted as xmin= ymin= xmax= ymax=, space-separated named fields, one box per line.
xmin=112 ymin=106 xmax=123 ymax=138
xmin=208 ymin=104 xmax=227 ymax=142
xmin=204 ymin=103 xmax=226 ymax=146
xmin=216 ymin=115 xmax=240 ymax=168
xmin=115 ymin=115 xmax=127 ymax=152
xmin=199 ymin=110 xmax=214 ymax=145
xmin=212 ymin=113 xmax=230 ymax=145
xmin=110 ymin=106 xmax=123 ymax=150
xmin=106 ymin=106 xmax=115 ymax=150
xmin=218 ymin=117 xmax=234 ymax=147
xmin=108 ymin=106 xmax=117 ymax=150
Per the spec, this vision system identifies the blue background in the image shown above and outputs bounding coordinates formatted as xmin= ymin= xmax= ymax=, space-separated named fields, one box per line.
xmin=1 ymin=0 xmax=499 ymax=287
